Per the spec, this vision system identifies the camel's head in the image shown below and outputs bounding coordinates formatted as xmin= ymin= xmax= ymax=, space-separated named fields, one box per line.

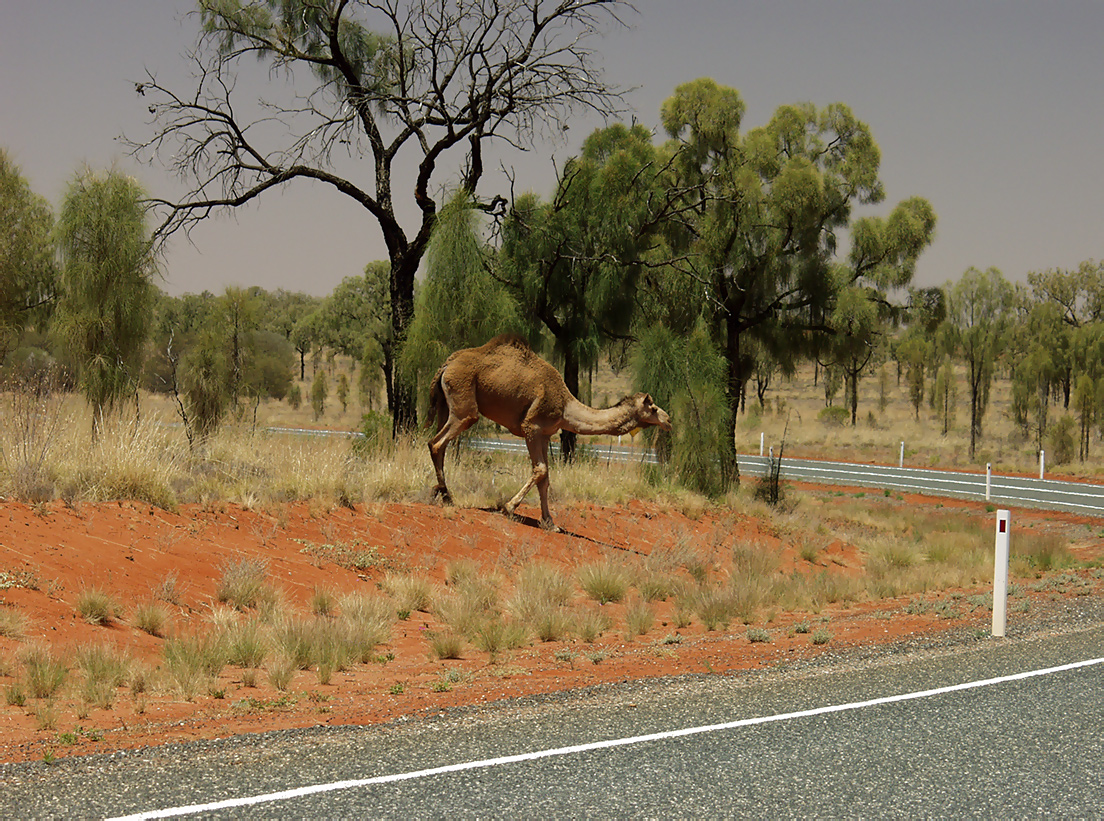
xmin=634 ymin=393 xmax=671 ymax=432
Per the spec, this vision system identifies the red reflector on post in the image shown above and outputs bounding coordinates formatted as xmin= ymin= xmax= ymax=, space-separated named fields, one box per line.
xmin=999 ymin=520 xmax=1007 ymax=533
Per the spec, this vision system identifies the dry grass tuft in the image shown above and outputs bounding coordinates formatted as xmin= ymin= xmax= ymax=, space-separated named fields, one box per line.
xmin=577 ymin=559 xmax=630 ymax=604
xmin=132 ymin=600 xmax=171 ymax=637
xmin=76 ymin=586 xmax=123 ymax=626
xmin=216 ymin=558 xmax=279 ymax=612
xmin=426 ymin=629 xmax=464 ymax=660
xmin=74 ymin=643 xmax=133 ymax=709
xmin=623 ymin=597 xmax=655 ymax=640
xmin=0 ymin=607 xmax=29 ymax=640
xmin=381 ymin=571 xmax=435 ymax=615
xmin=21 ymin=644 xmax=69 ymax=699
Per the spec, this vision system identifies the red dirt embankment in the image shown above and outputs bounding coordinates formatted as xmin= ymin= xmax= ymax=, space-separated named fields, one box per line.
xmin=0 ymin=495 xmax=1099 ymax=764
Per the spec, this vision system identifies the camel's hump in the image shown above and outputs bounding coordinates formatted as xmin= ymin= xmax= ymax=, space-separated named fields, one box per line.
xmin=480 ymin=333 xmax=532 ymax=353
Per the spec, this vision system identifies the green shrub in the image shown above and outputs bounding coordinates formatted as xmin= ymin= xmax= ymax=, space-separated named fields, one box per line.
xmin=356 ymin=411 xmax=393 ymax=456
xmin=695 ymin=588 xmax=735 ymax=631
xmin=1046 ymin=415 xmax=1076 ymax=466
xmin=817 ymin=406 xmax=850 ymax=427
xmin=531 ymin=606 xmax=573 ymax=642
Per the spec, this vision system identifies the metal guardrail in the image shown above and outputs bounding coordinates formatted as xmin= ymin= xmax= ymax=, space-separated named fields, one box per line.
xmin=466 ymin=436 xmax=660 ymax=465
xmin=739 ymin=455 xmax=1104 ymax=516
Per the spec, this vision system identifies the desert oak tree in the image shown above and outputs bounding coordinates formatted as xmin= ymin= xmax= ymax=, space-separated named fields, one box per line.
xmin=131 ymin=0 xmax=633 ymax=432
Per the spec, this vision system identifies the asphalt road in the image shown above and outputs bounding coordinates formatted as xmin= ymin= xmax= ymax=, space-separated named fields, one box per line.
xmin=2 ymin=624 xmax=1101 ymax=819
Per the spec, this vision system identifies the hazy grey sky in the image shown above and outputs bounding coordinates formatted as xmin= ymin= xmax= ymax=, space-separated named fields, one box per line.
xmin=2 ymin=1 xmax=1101 ymax=297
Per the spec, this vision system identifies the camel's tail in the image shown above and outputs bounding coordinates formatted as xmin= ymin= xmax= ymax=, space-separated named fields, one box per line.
xmin=427 ymin=363 xmax=449 ymax=433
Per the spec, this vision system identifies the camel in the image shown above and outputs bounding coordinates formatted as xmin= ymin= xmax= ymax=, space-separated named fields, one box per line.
xmin=428 ymin=335 xmax=672 ymax=529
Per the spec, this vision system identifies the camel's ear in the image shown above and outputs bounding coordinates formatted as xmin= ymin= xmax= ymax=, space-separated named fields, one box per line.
xmin=642 ymin=393 xmax=653 ymax=406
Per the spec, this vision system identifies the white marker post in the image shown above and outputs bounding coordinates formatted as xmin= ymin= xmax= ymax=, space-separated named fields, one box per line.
xmin=760 ymin=432 xmax=765 ymax=457
xmin=899 ymin=441 xmax=905 ymax=468
xmin=993 ymin=509 xmax=1011 ymax=638
xmin=985 ymin=464 xmax=992 ymax=502
xmin=1039 ymin=450 xmax=1045 ymax=480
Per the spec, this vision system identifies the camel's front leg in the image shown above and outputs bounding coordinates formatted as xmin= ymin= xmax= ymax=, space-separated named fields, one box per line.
xmin=505 ymin=434 xmax=555 ymax=529
xmin=534 ymin=436 xmax=555 ymax=529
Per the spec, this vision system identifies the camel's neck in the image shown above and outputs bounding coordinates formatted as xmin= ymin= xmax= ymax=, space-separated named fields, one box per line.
xmin=561 ymin=398 xmax=640 ymax=437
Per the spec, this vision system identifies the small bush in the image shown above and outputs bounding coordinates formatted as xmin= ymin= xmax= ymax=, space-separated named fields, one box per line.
xmin=75 ymin=644 xmax=132 ymax=709
xmin=356 ymin=411 xmax=393 ymax=456
xmin=434 ymin=591 xmax=485 ymax=638
xmin=671 ymin=597 xmax=695 ymax=629
xmin=635 ymin=571 xmax=680 ymax=603
xmin=163 ymin=630 xmax=228 ymax=700
xmin=1046 ymin=415 xmax=1076 ymax=466
xmin=695 ymin=588 xmax=734 ymax=631
xmin=271 ymin=616 xmax=317 ymax=670
xmin=444 ymin=558 xmax=481 ymax=588
xmin=746 ymin=627 xmax=772 ymax=644
xmin=4 ymin=683 xmax=27 ymax=707
xmin=514 ymin=563 xmax=574 ymax=608
xmin=1012 ymin=532 xmax=1076 ymax=575
xmin=817 ymin=406 xmax=850 ymax=427
xmin=337 ymin=593 xmax=394 ymax=663
xmin=154 ymin=571 xmax=184 ymax=605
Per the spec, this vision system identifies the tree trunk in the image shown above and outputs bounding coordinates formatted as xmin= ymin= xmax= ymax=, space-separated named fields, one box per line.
xmin=722 ymin=313 xmax=743 ymax=487
xmin=382 ymin=343 xmax=395 ymax=424
xmin=969 ymin=363 xmax=979 ymax=459
xmin=389 ymin=255 xmax=419 ymax=434
xmin=849 ymin=367 xmax=859 ymax=426
xmin=561 ymin=351 xmax=580 ymax=462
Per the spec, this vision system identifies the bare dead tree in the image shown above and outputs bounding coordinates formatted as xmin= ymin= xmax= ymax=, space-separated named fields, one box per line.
xmin=128 ymin=0 xmax=634 ymax=431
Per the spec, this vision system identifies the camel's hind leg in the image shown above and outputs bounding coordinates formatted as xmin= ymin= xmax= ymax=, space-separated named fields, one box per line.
xmin=428 ymin=390 xmax=478 ymax=504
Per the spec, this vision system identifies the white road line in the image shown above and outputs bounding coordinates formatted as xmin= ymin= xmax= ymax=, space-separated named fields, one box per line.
xmin=110 ymin=656 xmax=1104 ymax=820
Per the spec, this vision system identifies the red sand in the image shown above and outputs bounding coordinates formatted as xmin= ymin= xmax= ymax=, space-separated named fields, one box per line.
xmin=0 ymin=493 xmax=1099 ymax=764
